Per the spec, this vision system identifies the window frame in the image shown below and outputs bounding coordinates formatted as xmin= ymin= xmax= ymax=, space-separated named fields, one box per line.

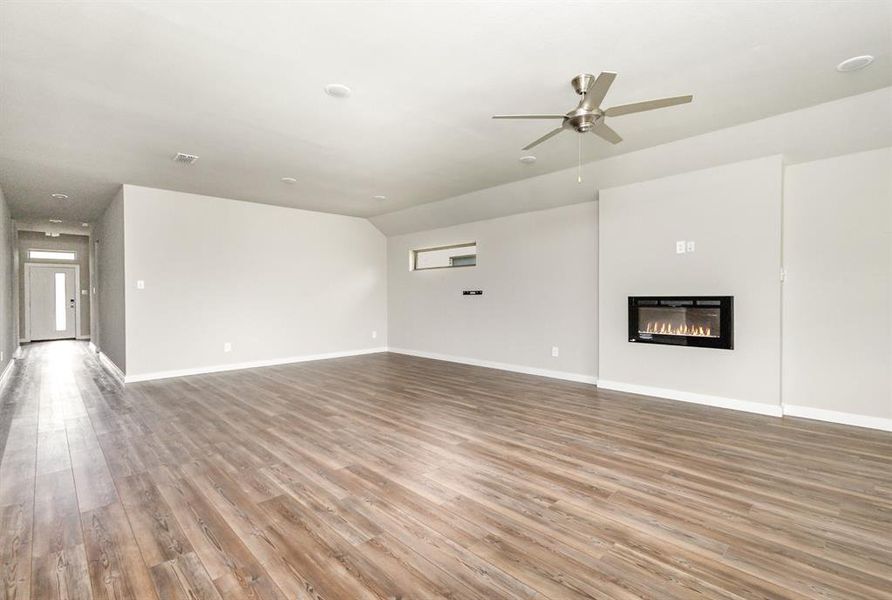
xmin=411 ymin=242 xmax=477 ymax=271
xmin=27 ymin=248 xmax=78 ymax=261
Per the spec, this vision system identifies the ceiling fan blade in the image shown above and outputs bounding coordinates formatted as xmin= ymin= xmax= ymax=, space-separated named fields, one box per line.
xmin=604 ymin=95 xmax=693 ymax=117
xmin=522 ymin=126 xmax=565 ymax=150
xmin=591 ymin=121 xmax=622 ymax=144
xmin=492 ymin=114 xmax=566 ymax=119
xmin=579 ymin=71 xmax=617 ymax=111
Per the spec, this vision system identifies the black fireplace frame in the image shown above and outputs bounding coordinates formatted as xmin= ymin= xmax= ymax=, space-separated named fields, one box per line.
xmin=628 ymin=296 xmax=734 ymax=350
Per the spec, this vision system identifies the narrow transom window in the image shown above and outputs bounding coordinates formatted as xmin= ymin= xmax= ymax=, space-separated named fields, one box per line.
xmin=28 ymin=249 xmax=76 ymax=261
xmin=411 ymin=243 xmax=477 ymax=271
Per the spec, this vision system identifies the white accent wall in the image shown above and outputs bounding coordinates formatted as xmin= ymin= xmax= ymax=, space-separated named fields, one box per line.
xmin=121 ymin=185 xmax=387 ymax=381
xmin=782 ymin=147 xmax=892 ymax=426
xmin=598 ymin=156 xmax=784 ymax=415
xmin=96 ymin=188 xmax=126 ymax=373
xmin=0 ymin=186 xmax=16 ymax=379
xmin=388 ymin=202 xmax=598 ymax=382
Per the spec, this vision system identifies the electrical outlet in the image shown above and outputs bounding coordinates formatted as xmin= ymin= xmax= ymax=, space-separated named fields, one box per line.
xmin=223 ymin=342 xmax=232 ymax=352
xmin=551 ymin=346 xmax=559 ymax=358
xmin=686 ymin=241 xmax=696 ymax=253
xmin=136 ymin=280 xmax=145 ymax=289
xmin=676 ymin=241 xmax=686 ymax=254
xmin=372 ymin=330 xmax=378 ymax=339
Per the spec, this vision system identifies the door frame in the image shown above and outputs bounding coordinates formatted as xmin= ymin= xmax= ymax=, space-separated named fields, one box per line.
xmin=23 ymin=263 xmax=81 ymax=343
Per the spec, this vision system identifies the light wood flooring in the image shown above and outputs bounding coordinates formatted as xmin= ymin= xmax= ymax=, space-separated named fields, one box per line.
xmin=1 ymin=340 xmax=891 ymax=599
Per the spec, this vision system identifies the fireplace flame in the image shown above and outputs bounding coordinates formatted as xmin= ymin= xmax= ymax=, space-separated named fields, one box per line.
xmin=643 ymin=321 xmax=714 ymax=337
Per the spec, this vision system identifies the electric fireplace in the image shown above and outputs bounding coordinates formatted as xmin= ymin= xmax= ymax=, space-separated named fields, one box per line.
xmin=628 ymin=296 xmax=733 ymax=349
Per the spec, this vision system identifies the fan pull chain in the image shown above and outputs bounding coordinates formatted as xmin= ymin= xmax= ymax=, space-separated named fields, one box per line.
xmin=577 ymin=133 xmax=582 ymax=184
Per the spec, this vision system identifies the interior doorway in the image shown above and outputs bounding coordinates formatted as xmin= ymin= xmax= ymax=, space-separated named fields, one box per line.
xmin=24 ymin=264 xmax=79 ymax=341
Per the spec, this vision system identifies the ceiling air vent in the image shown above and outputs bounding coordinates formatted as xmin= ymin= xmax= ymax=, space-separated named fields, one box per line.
xmin=173 ymin=152 xmax=200 ymax=165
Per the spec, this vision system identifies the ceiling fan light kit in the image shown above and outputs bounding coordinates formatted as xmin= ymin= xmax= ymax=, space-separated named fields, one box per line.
xmin=493 ymin=71 xmax=694 ymax=151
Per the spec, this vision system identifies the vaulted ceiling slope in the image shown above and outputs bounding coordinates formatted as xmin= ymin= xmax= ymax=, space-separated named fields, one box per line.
xmin=1 ymin=1 xmax=890 ymax=223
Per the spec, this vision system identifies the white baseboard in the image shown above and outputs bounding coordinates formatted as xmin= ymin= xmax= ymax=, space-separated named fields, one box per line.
xmin=98 ymin=352 xmax=125 ymax=384
xmin=596 ymin=379 xmax=784 ymax=417
xmin=13 ymin=346 xmax=23 ymax=359
xmin=88 ymin=342 xmax=98 ymax=353
xmin=0 ymin=357 xmax=15 ymax=392
xmin=387 ymin=347 xmax=598 ymax=385
xmin=76 ymin=335 xmax=91 ymax=341
xmin=783 ymin=404 xmax=892 ymax=432
xmin=124 ymin=347 xmax=389 ymax=383
xmin=18 ymin=338 xmax=27 ymax=344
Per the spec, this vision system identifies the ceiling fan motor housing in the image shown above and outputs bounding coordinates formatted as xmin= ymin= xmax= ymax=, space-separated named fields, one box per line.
xmin=565 ymin=107 xmax=602 ymax=133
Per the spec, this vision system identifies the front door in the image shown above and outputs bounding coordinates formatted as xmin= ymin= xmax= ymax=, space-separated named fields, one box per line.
xmin=28 ymin=265 xmax=77 ymax=341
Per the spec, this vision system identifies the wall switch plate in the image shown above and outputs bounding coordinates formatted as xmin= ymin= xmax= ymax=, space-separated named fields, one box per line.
xmin=372 ymin=330 xmax=377 ymax=339
xmin=686 ymin=241 xmax=696 ymax=253
xmin=223 ymin=342 xmax=232 ymax=352
xmin=1 ymin=352 xmax=4 ymax=362
xmin=551 ymin=346 xmax=559 ymax=357
xmin=81 ymin=289 xmax=88 ymax=296
xmin=136 ymin=280 xmax=145 ymax=289
xmin=676 ymin=241 xmax=686 ymax=254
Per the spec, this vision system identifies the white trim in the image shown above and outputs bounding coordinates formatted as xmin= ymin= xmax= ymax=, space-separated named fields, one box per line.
xmin=387 ymin=347 xmax=598 ymax=385
xmin=98 ymin=351 xmax=125 ymax=384
xmin=125 ymin=347 xmax=389 ymax=383
xmin=13 ymin=346 xmax=23 ymax=359
xmin=0 ymin=358 xmax=15 ymax=392
xmin=783 ymin=404 xmax=892 ymax=432
xmin=18 ymin=338 xmax=27 ymax=344
xmin=24 ymin=262 xmax=81 ymax=341
xmin=76 ymin=335 xmax=91 ymax=341
xmin=88 ymin=342 xmax=98 ymax=353
xmin=596 ymin=379 xmax=784 ymax=417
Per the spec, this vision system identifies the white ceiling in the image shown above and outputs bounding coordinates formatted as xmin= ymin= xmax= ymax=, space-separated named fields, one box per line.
xmin=1 ymin=1 xmax=890 ymax=224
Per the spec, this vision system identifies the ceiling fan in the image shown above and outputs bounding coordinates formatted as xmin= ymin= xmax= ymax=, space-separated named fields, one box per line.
xmin=493 ymin=72 xmax=693 ymax=150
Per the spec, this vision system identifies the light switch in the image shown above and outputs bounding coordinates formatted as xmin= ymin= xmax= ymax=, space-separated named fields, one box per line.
xmin=81 ymin=289 xmax=88 ymax=296
xmin=676 ymin=241 xmax=686 ymax=254
xmin=686 ymin=241 xmax=696 ymax=253
xmin=136 ymin=280 xmax=145 ymax=289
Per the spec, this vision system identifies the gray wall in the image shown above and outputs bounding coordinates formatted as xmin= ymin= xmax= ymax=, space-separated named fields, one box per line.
xmin=598 ymin=156 xmax=783 ymax=411
xmin=783 ymin=147 xmax=892 ymax=421
xmin=17 ymin=231 xmax=90 ymax=339
xmin=388 ymin=202 xmax=598 ymax=380
xmin=0 ymin=186 xmax=15 ymax=375
xmin=96 ymin=188 xmax=126 ymax=373
xmin=122 ymin=185 xmax=387 ymax=379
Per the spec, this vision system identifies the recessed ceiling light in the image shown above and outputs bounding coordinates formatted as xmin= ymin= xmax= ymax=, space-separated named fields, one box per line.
xmin=836 ymin=55 xmax=874 ymax=72
xmin=372 ymin=195 xmax=387 ymax=201
xmin=51 ymin=193 xmax=69 ymax=200
xmin=519 ymin=155 xmax=537 ymax=164
xmin=281 ymin=177 xmax=297 ymax=184
xmin=324 ymin=83 xmax=352 ymax=98
xmin=81 ymin=222 xmax=89 ymax=227
xmin=49 ymin=218 xmax=63 ymax=223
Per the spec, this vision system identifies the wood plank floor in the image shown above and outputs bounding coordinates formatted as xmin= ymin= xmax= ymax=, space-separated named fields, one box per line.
xmin=1 ymin=341 xmax=891 ymax=600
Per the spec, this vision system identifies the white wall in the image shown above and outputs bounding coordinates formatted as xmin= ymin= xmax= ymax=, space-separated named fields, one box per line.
xmin=388 ymin=202 xmax=598 ymax=382
xmin=0 ymin=185 xmax=16 ymax=378
xmin=598 ymin=156 xmax=784 ymax=414
xmin=122 ymin=185 xmax=387 ymax=380
xmin=783 ymin=148 xmax=892 ymax=426
xmin=96 ymin=188 xmax=126 ymax=373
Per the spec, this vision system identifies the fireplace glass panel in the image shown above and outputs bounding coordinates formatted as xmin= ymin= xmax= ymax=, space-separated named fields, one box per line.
xmin=628 ymin=296 xmax=733 ymax=349
xmin=637 ymin=306 xmax=720 ymax=339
